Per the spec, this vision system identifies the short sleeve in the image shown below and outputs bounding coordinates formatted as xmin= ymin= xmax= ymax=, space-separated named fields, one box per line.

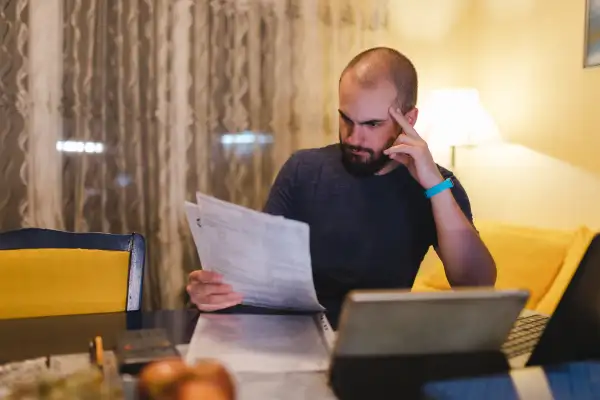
xmin=448 ymin=174 xmax=473 ymax=224
xmin=263 ymin=152 xmax=302 ymax=219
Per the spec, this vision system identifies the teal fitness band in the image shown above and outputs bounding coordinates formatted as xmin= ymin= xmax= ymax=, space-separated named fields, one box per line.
xmin=425 ymin=178 xmax=454 ymax=199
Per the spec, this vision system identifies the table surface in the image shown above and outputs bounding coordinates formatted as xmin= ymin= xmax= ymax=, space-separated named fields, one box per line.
xmin=1 ymin=308 xmax=597 ymax=400
xmin=0 ymin=307 xmax=337 ymax=400
xmin=0 ymin=306 xmax=319 ymax=363
xmin=0 ymin=309 xmax=198 ymax=363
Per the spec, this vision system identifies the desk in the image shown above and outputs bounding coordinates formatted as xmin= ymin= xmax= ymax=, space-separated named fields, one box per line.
xmin=1 ymin=308 xmax=595 ymax=399
xmin=0 ymin=308 xmax=336 ymax=400
xmin=0 ymin=306 xmax=322 ymax=363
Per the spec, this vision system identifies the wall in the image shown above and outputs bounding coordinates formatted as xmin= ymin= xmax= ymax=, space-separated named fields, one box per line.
xmin=460 ymin=0 xmax=600 ymax=230
xmin=385 ymin=0 xmax=475 ymax=98
xmin=457 ymin=144 xmax=600 ymax=230
xmin=471 ymin=0 xmax=600 ymax=172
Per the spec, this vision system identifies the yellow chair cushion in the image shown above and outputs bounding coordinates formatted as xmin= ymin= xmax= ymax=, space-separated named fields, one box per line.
xmin=413 ymin=221 xmax=575 ymax=310
xmin=535 ymin=226 xmax=596 ymax=315
xmin=0 ymin=248 xmax=130 ymax=319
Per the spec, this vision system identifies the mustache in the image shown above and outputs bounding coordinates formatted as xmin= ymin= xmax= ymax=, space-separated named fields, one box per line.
xmin=341 ymin=143 xmax=374 ymax=156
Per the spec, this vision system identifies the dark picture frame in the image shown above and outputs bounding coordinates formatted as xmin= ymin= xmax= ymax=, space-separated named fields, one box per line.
xmin=584 ymin=0 xmax=600 ymax=67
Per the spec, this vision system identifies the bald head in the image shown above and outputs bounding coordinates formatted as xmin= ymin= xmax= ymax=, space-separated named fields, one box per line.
xmin=340 ymin=47 xmax=418 ymax=113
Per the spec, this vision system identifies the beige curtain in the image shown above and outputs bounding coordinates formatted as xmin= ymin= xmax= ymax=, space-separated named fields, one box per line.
xmin=0 ymin=0 xmax=389 ymax=309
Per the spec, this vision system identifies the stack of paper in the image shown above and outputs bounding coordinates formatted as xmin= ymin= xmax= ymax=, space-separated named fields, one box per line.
xmin=185 ymin=193 xmax=324 ymax=312
xmin=185 ymin=314 xmax=330 ymax=373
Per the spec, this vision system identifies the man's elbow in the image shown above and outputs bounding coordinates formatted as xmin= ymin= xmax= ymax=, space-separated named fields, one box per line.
xmin=450 ymin=257 xmax=497 ymax=287
xmin=473 ymin=258 xmax=497 ymax=286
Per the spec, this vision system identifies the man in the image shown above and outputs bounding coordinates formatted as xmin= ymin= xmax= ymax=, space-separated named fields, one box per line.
xmin=187 ymin=47 xmax=496 ymax=328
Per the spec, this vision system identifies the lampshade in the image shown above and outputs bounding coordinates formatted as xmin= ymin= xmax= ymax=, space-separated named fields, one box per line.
xmin=415 ymin=88 xmax=501 ymax=148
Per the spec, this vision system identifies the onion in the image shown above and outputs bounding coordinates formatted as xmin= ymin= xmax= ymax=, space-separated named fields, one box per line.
xmin=137 ymin=358 xmax=188 ymax=400
xmin=137 ymin=358 xmax=236 ymax=400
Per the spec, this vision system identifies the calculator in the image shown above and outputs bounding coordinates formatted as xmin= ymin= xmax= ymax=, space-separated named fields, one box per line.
xmin=115 ymin=328 xmax=181 ymax=375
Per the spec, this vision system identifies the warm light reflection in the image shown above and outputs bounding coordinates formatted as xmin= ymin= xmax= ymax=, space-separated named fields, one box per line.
xmin=56 ymin=140 xmax=104 ymax=154
xmin=220 ymin=131 xmax=273 ymax=145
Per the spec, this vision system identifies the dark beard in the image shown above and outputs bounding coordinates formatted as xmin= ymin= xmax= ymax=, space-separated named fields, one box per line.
xmin=339 ymin=135 xmax=397 ymax=177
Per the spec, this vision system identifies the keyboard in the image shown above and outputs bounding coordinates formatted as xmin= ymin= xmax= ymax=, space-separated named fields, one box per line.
xmin=502 ymin=314 xmax=550 ymax=359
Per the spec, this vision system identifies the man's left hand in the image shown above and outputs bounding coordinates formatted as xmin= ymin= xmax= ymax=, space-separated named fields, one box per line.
xmin=384 ymin=106 xmax=444 ymax=189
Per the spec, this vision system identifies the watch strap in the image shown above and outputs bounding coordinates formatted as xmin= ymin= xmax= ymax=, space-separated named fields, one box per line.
xmin=425 ymin=178 xmax=454 ymax=199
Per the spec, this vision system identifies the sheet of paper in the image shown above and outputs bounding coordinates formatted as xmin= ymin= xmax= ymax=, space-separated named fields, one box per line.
xmin=185 ymin=193 xmax=324 ymax=312
xmin=185 ymin=314 xmax=330 ymax=373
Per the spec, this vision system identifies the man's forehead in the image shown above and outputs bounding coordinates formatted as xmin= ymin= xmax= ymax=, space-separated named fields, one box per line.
xmin=338 ymin=107 xmax=390 ymax=123
xmin=339 ymin=74 xmax=399 ymax=120
xmin=340 ymin=78 xmax=397 ymax=102
xmin=339 ymin=91 xmax=395 ymax=122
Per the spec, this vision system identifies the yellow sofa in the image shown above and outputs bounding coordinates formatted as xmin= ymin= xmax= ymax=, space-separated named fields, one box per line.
xmin=412 ymin=220 xmax=596 ymax=315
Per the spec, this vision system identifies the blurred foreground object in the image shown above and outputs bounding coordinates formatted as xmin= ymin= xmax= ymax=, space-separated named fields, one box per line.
xmin=4 ymin=367 xmax=123 ymax=399
xmin=138 ymin=358 xmax=235 ymax=400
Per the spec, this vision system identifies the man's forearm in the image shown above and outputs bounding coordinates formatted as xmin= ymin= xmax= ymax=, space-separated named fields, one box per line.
xmin=430 ymin=190 xmax=497 ymax=286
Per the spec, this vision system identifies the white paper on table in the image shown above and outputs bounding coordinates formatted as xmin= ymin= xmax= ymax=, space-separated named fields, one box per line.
xmin=185 ymin=314 xmax=330 ymax=373
xmin=185 ymin=193 xmax=324 ymax=312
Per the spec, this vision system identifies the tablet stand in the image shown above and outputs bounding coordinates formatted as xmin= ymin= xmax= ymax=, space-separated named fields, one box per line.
xmin=328 ymin=350 xmax=510 ymax=400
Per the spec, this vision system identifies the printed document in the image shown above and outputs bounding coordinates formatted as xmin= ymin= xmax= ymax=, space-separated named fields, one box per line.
xmin=185 ymin=314 xmax=330 ymax=372
xmin=185 ymin=193 xmax=324 ymax=311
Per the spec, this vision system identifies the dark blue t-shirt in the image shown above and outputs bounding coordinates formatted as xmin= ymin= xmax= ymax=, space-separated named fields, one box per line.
xmin=263 ymin=144 xmax=473 ymax=327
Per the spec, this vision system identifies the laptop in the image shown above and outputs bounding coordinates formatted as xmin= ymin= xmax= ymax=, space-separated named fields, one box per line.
xmin=329 ymin=288 xmax=530 ymax=399
xmin=502 ymin=233 xmax=600 ymax=368
xmin=333 ymin=288 xmax=530 ymax=357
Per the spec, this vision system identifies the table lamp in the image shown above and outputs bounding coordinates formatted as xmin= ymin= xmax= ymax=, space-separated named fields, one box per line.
xmin=415 ymin=88 xmax=500 ymax=171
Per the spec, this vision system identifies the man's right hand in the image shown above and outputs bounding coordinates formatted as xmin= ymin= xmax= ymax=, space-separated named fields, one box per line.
xmin=187 ymin=270 xmax=243 ymax=312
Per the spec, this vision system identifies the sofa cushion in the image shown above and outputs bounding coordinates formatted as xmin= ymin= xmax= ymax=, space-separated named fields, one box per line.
xmin=413 ymin=220 xmax=575 ymax=310
xmin=535 ymin=226 xmax=596 ymax=315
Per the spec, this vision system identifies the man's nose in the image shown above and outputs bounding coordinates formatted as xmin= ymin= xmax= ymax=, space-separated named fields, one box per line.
xmin=345 ymin=125 xmax=365 ymax=147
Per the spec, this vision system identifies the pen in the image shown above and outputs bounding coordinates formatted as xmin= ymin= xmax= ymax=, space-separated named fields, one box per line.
xmin=94 ymin=336 xmax=104 ymax=371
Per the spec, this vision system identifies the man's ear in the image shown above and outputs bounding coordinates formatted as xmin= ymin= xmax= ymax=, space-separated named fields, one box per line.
xmin=405 ymin=107 xmax=419 ymax=126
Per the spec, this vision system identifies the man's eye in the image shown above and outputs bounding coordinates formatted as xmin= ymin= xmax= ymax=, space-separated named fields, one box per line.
xmin=364 ymin=122 xmax=380 ymax=128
